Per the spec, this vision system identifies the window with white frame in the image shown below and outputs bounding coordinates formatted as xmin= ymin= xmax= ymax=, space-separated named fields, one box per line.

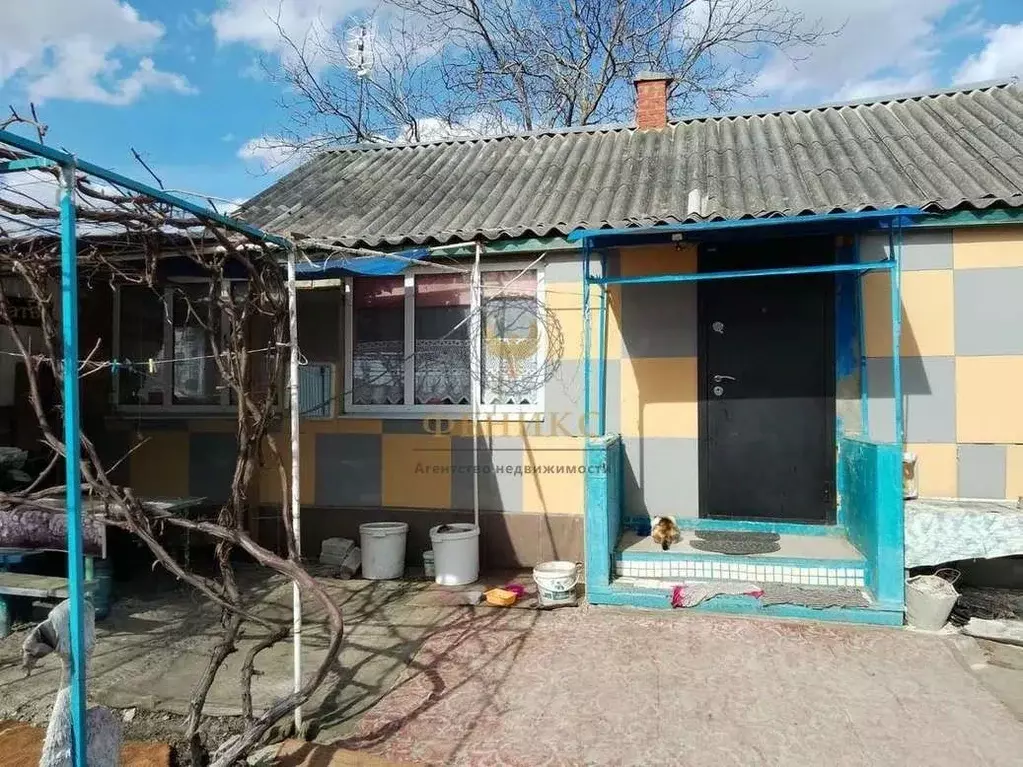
xmin=344 ymin=265 xmax=544 ymax=414
xmin=114 ymin=282 xmax=238 ymax=410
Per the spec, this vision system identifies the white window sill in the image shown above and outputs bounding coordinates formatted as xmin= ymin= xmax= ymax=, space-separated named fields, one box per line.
xmin=328 ymin=410 xmax=545 ymax=422
xmin=112 ymin=407 xmax=236 ymax=420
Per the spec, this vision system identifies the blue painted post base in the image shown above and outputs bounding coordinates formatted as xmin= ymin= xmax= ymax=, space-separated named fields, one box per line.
xmin=92 ymin=559 xmax=112 ymax=620
xmin=589 ymin=585 xmax=905 ymax=627
xmin=0 ymin=598 xmax=9 ymax=639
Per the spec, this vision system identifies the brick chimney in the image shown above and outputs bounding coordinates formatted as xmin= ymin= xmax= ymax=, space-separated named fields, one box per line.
xmin=634 ymin=72 xmax=673 ymax=129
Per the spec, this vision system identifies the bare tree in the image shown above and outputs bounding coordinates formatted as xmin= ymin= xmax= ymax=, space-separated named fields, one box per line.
xmin=0 ymin=114 xmax=344 ymax=766
xmin=261 ymin=0 xmax=829 ymax=154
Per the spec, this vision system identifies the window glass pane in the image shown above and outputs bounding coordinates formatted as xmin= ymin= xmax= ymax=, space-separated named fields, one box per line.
xmin=171 ymin=284 xmax=221 ymax=405
xmin=296 ymin=287 xmax=342 ymax=415
xmin=118 ymin=286 xmax=165 ymax=405
xmin=414 ymin=273 xmax=471 ymax=405
xmin=297 ymin=287 xmax=342 ymax=362
xmin=481 ymin=271 xmax=540 ymax=405
xmin=352 ymin=277 xmax=404 ymax=405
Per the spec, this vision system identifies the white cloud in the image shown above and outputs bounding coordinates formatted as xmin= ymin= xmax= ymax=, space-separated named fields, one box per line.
xmin=754 ymin=1 xmax=966 ymax=101
xmin=212 ymin=0 xmax=372 ymax=51
xmin=0 ymin=0 xmax=193 ymax=106
xmin=831 ymin=73 xmax=935 ymax=102
xmin=238 ymin=136 xmax=304 ymax=171
xmin=405 ymin=113 xmax=514 ymax=142
xmin=30 ymin=54 xmax=194 ymax=106
xmin=954 ymin=23 xmax=1023 ymax=83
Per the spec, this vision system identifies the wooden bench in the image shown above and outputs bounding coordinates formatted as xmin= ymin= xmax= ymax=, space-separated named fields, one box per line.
xmin=0 ymin=503 xmax=110 ymax=638
xmin=0 ymin=496 xmax=204 ymax=637
xmin=0 ymin=572 xmax=98 ymax=599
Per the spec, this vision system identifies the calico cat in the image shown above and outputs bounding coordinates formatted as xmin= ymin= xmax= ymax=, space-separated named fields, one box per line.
xmin=651 ymin=516 xmax=681 ymax=551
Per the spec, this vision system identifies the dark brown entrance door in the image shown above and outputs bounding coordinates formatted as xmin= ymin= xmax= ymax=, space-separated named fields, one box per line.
xmin=698 ymin=237 xmax=836 ymax=523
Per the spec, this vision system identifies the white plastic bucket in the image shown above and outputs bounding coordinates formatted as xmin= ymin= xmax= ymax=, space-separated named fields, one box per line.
xmin=429 ymin=524 xmax=479 ymax=586
xmin=359 ymin=522 xmax=409 ymax=580
xmin=533 ymin=561 xmax=579 ymax=608
xmin=905 ymin=574 xmax=959 ymax=630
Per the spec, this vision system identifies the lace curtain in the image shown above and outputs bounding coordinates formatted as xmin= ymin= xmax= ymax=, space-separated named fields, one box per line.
xmin=415 ymin=339 xmax=471 ymax=404
xmin=352 ymin=340 xmax=404 ymax=405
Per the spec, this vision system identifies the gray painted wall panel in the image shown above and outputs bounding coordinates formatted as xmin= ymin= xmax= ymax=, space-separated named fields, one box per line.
xmin=958 ymin=444 xmax=1007 ymax=498
xmin=860 ymin=229 xmax=953 ymax=270
xmin=546 ymin=358 xmax=619 ymax=436
xmin=451 ymin=435 xmax=523 ymax=512
xmin=620 ymin=282 xmax=698 ymax=358
xmin=315 ymin=433 xmax=381 ymax=506
xmin=188 ymin=432 xmax=238 ymax=503
xmin=866 ymin=356 xmax=956 ymax=443
xmin=954 ymin=267 xmax=1023 ymax=356
xmin=622 ymin=437 xmax=699 ymax=517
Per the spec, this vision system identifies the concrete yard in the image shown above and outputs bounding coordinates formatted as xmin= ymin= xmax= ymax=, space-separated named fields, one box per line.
xmin=1 ymin=573 xmax=1021 ymax=765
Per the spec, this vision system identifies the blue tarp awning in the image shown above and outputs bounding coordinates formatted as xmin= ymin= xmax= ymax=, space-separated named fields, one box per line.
xmin=295 ymin=247 xmax=431 ymax=278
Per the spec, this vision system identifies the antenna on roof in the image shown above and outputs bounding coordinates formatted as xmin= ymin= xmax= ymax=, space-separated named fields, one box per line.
xmin=344 ymin=20 xmax=376 ymax=79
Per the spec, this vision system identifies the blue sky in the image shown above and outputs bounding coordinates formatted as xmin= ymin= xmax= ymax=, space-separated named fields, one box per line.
xmin=2 ymin=0 xmax=1022 ymax=205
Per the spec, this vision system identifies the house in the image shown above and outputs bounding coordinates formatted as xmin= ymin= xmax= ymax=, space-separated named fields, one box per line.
xmin=105 ymin=76 xmax=1023 ymax=624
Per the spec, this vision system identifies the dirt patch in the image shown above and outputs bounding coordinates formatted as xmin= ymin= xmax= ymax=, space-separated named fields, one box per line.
xmin=0 ymin=719 xmax=172 ymax=766
xmin=119 ymin=709 xmax=246 ymax=765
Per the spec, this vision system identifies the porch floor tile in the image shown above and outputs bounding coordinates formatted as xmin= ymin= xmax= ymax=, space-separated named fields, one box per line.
xmin=618 ymin=530 xmax=864 ymax=561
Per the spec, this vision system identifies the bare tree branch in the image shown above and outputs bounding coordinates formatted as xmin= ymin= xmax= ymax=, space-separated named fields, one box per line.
xmin=0 ymin=114 xmax=345 ymax=763
xmin=261 ymin=0 xmax=833 ymax=152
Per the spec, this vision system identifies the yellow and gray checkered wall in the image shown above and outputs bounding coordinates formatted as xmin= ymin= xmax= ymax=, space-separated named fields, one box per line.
xmin=609 ymin=244 xmax=702 ymax=518
xmin=110 ymin=255 xmax=604 ymax=517
xmin=108 ymin=227 xmax=1023 ymax=522
xmin=862 ymin=226 xmax=1023 ymax=499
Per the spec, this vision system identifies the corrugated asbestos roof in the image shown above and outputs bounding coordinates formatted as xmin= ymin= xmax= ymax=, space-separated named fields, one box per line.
xmin=240 ymin=80 xmax=1023 ymax=248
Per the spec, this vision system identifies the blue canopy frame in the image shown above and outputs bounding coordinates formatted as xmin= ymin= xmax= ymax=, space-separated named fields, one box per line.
xmin=571 ymin=207 xmax=921 ymax=466
xmin=0 ymin=128 xmax=289 ymax=766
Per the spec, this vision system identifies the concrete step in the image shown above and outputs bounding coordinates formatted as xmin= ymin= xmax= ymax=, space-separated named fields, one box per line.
xmin=594 ymin=577 xmax=903 ymax=626
xmin=615 ymin=530 xmax=866 ymax=588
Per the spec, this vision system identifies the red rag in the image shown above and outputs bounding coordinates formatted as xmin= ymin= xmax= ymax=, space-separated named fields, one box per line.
xmin=671 ymin=584 xmax=686 ymax=608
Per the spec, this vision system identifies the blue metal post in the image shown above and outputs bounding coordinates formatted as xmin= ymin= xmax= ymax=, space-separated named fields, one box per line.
xmin=596 ymin=249 xmax=608 ymax=436
xmin=889 ymin=223 xmax=904 ymax=445
xmin=856 ymin=235 xmax=869 ymax=436
xmin=582 ymin=240 xmax=592 ymax=440
xmin=59 ymin=163 xmax=88 ymax=767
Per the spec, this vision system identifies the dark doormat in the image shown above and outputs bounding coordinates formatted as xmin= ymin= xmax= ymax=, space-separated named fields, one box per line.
xmin=694 ymin=530 xmax=781 ymax=543
xmin=690 ymin=537 xmax=782 ymax=555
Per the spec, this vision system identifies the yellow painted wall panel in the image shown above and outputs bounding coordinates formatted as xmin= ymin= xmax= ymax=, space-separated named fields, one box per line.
xmin=956 ymin=356 xmax=1023 ymax=443
xmin=954 ymin=226 xmax=1023 ymax=269
xmin=259 ymin=432 xmax=315 ymax=506
xmin=555 ymin=306 xmax=622 ymax=360
xmin=1006 ymin=445 xmax=1023 ymax=499
xmin=620 ymin=244 xmax=697 ymax=277
xmin=520 ymin=436 xmax=586 ymax=514
xmin=300 ymin=418 xmax=383 ymax=434
xmin=905 ymin=443 xmax=958 ymax=498
xmin=619 ymin=356 xmax=698 ymax=438
xmin=863 ymin=270 xmax=954 ymax=357
xmin=128 ymin=431 xmax=189 ymax=497
xmin=187 ymin=419 xmax=236 ymax=433
xmin=545 ymin=281 xmax=595 ymax=311
xmin=381 ymin=434 xmax=451 ymax=509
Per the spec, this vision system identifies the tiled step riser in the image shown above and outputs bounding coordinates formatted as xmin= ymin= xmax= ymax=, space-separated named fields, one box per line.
xmin=614 ymin=558 xmax=865 ymax=588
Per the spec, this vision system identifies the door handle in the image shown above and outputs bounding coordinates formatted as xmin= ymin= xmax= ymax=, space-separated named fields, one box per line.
xmin=713 ymin=374 xmax=736 ymax=383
